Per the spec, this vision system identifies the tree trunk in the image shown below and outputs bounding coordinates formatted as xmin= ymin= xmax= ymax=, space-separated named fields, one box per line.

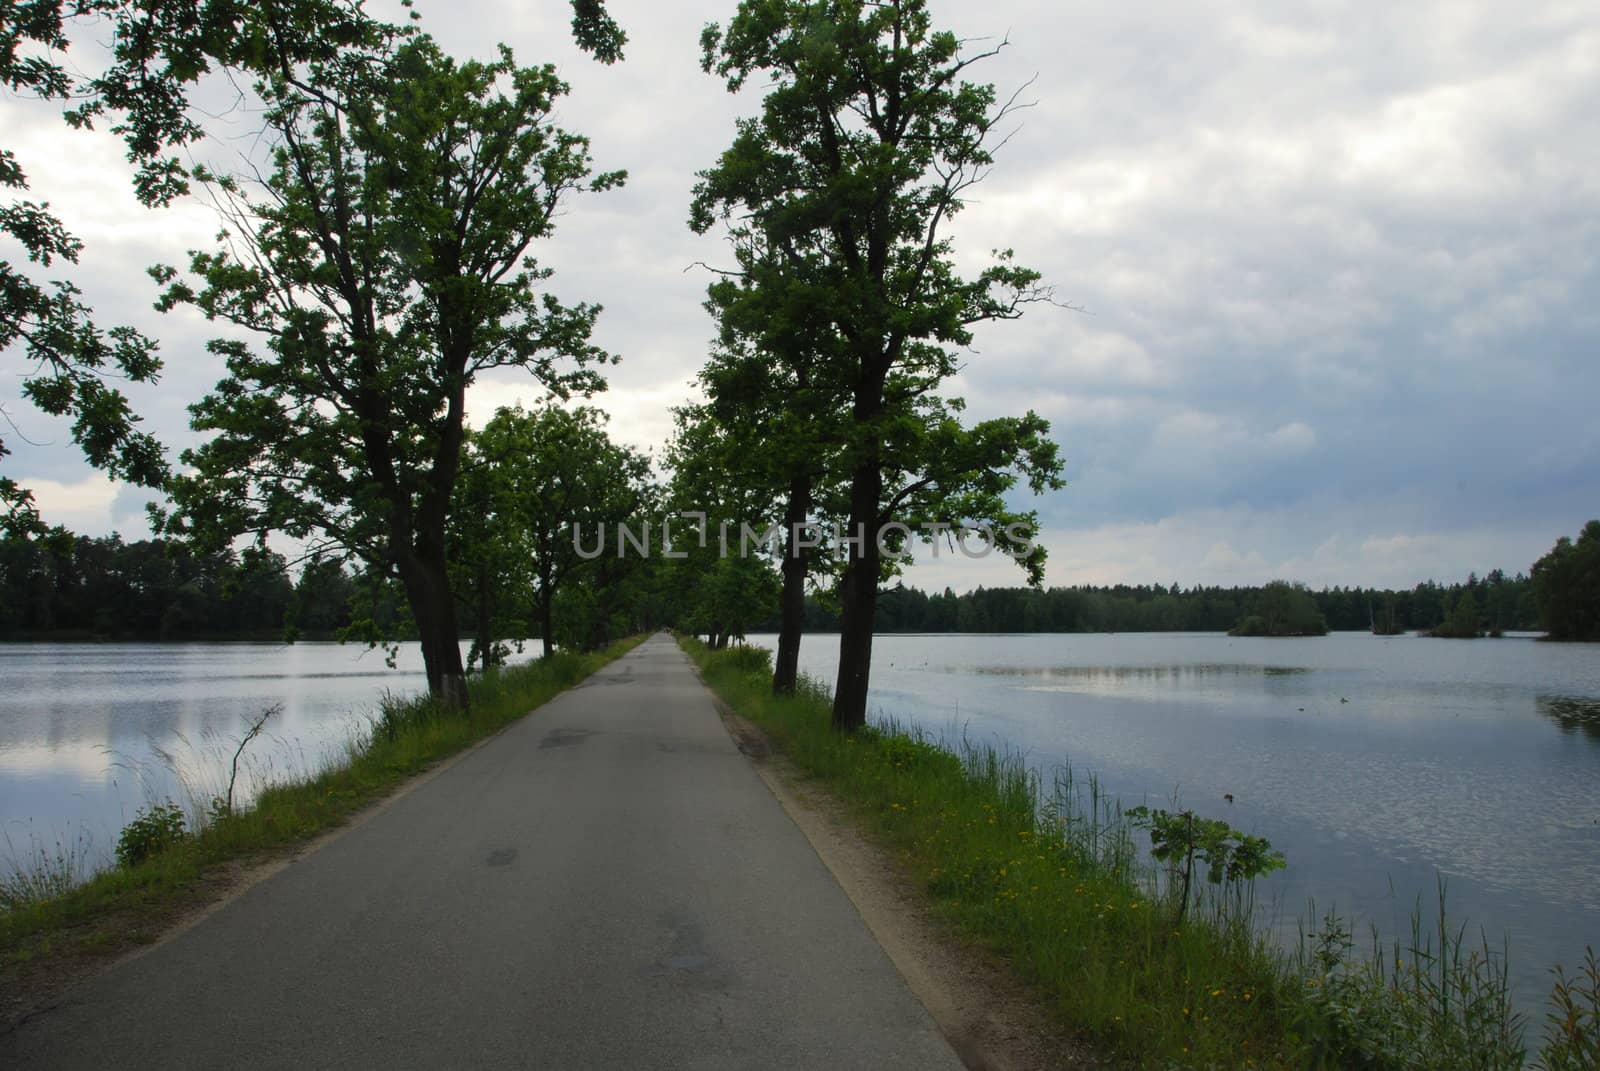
xmin=398 ymin=550 xmax=468 ymax=709
xmin=539 ymin=576 xmax=555 ymax=658
xmin=832 ymin=461 xmax=882 ymax=732
xmin=773 ymin=476 xmax=811 ymax=696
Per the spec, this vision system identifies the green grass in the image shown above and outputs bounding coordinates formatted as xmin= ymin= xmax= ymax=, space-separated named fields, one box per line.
xmin=685 ymin=638 xmax=1595 ymax=1070
xmin=0 ymin=636 xmax=644 ymax=964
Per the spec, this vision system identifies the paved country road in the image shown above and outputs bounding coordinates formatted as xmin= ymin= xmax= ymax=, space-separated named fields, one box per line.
xmin=2 ymin=635 xmax=964 ymax=1070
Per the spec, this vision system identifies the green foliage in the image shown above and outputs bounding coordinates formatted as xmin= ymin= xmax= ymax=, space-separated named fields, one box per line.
xmin=1291 ymin=900 xmax=1526 ymax=1071
xmin=115 ymin=802 xmax=188 ymax=869
xmin=1125 ymin=805 xmax=1285 ymax=924
xmin=1229 ymin=581 xmax=1329 ymax=637
xmin=762 ymin=571 xmax=1544 ymax=635
xmin=2 ymin=0 xmax=628 ymax=533
xmin=1429 ymin=590 xmax=1487 ymax=638
xmin=1541 ymin=948 xmax=1600 ymax=1071
xmin=692 ymin=0 xmax=1065 ymax=729
xmin=454 ymin=404 xmax=654 ymax=661
xmin=0 ymin=528 xmax=297 ymax=638
xmin=152 ymin=33 xmax=622 ymax=699
xmin=0 ymin=0 xmax=389 ymax=535
xmin=721 ymin=644 xmax=774 ymax=677
xmin=1532 ymin=521 xmax=1600 ymax=641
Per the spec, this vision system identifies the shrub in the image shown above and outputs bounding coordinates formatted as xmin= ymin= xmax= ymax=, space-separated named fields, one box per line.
xmin=722 ymin=644 xmax=772 ymax=676
xmin=115 ymin=802 xmax=188 ymax=869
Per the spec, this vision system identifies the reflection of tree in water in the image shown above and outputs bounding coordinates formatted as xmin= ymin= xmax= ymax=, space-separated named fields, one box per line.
xmin=1539 ymin=695 xmax=1600 ymax=743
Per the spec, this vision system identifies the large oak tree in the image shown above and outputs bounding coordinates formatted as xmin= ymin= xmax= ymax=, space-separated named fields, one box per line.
xmin=154 ymin=35 xmax=622 ymax=704
xmin=693 ymin=0 xmax=1063 ymax=729
xmin=1 ymin=0 xmax=625 ymax=535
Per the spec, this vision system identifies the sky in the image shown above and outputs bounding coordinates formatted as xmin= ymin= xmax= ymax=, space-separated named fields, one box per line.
xmin=2 ymin=0 xmax=1596 ymax=593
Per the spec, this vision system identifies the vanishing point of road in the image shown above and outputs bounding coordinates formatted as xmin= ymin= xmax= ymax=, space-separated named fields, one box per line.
xmin=3 ymin=634 xmax=964 ymax=1069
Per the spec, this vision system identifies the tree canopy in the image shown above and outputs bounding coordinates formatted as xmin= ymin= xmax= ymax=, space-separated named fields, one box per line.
xmin=153 ymin=33 xmax=622 ymax=702
xmin=1532 ymin=520 xmax=1600 ymax=642
xmin=454 ymin=403 xmax=654 ymax=663
xmin=693 ymin=0 xmax=1063 ymax=728
xmin=1 ymin=0 xmax=625 ymax=535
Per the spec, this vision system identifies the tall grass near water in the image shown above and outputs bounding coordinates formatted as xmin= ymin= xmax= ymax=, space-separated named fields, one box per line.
xmin=685 ymin=637 xmax=1596 ymax=1070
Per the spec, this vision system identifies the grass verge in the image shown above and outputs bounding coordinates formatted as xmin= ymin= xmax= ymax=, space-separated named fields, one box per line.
xmin=1 ymin=636 xmax=644 ymax=981
xmin=684 ymin=637 xmax=1596 ymax=1070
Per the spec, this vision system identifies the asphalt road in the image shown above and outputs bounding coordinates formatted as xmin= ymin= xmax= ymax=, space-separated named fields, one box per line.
xmin=3 ymin=634 xmax=963 ymax=1070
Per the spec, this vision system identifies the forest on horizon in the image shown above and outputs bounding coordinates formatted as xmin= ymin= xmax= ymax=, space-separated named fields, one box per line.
xmin=0 ymin=527 xmax=1545 ymax=642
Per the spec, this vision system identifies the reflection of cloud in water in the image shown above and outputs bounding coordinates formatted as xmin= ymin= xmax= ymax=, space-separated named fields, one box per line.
xmin=972 ymin=663 xmax=1312 ymax=681
xmin=1540 ymin=695 xmax=1600 ymax=743
xmin=971 ymin=663 xmax=1315 ymax=701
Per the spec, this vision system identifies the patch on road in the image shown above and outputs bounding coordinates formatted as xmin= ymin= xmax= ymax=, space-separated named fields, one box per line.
xmin=539 ymin=727 xmax=600 ymax=749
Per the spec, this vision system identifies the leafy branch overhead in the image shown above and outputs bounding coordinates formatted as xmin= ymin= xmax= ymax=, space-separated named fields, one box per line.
xmin=1 ymin=0 xmax=627 ymax=536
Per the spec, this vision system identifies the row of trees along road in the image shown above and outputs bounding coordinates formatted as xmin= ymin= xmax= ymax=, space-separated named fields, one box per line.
xmin=7 ymin=0 xmax=1066 ymax=726
xmin=3 ymin=0 xmax=629 ymax=707
xmin=150 ymin=13 xmax=629 ymax=706
xmin=687 ymin=0 xmax=1065 ymax=730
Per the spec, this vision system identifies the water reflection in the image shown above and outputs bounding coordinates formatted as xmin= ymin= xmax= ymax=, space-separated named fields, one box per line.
xmin=756 ymin=630 xmax=1600 ymax=1023
xmin=1540 ymin=695 xmax=1600 ymax=743
xmin=0 ymin=640 xmax=514 ymax=874
xmin=969 ymin=663 xmax=1313 ymax=681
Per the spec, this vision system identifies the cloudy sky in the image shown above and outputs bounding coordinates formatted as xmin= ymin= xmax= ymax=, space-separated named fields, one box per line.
xmin=3 ymin=0 xmax=1596 ymax=592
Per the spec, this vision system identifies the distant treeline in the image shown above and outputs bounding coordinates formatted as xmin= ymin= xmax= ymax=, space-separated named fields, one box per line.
xmin=758 ymin=572 xmax=1541 ymax=635
xmin=0 ymin=528 xmax=1558 ymax=641
xmin=0 ymin=530 xmax=357 ymax=640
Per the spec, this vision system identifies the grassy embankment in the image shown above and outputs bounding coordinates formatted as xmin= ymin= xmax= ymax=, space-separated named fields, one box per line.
xmin=0 ymin=636 xmax=645 ymax=969
xmin=684 ymin=638 xmax=1599 ymax=1071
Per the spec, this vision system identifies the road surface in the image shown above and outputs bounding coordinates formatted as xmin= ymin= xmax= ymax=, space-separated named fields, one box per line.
xmin=3 ymin=634 xmax=963 ymax=1069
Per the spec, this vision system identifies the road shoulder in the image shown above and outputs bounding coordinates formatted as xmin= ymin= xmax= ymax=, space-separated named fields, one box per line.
xmin=714 ymin=702 xmax=1106 ymax=1071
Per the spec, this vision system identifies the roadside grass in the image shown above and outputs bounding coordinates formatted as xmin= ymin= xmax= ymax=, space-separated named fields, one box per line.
xmin=0 ymin=636 xmax=644 ymax=966
xmin=684 ymin=638 xmax=1594 ymax=1070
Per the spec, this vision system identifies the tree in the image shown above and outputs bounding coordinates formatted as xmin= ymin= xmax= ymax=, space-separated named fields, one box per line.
xmin=694 ymin=0 xmax=1063 ymax=730
xmin=1229 ymin=580 xmax=1328 ymax=637
xmin=456 ymin=403 xmax=652 ymax=661
xmin=689 ymin=325 xmax=845 ymax=692
xmin=287 ymin=551 xmax=356 ymax=637
xmin=662 ymin=403 xmax=791 ymax=649
xmin=154 ymin=35 xmax=623 ymax=705
xmin=1 ymin=1 xmax=625 ymax=535
xmin=0 ymin=0 xmax=370 ymax=534
xmin=1532 ymin=520 xmax=1600 ymax=642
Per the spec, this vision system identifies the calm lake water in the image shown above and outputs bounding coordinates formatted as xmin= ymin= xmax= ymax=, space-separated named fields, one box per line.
xmin=749 ymin=630 xmax=1600 ymax=1018
xmin=0 ymin=641 xmax=525 ymax=878
xmin=3 ymin=631 xmax=1597 ymax=1021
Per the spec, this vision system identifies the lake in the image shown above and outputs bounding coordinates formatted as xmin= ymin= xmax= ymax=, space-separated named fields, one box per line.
xmin=0 ymin=640 xmax=526 ymax=879
xmin=747 ymin=630 xmax=1600 ymax=1019
xmin=3 ymin=630 xmax=1596 ymax=1021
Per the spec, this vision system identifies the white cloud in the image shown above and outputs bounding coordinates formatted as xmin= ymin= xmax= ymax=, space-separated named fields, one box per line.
xmin=22 ymin=474 xmax=120 ymax=534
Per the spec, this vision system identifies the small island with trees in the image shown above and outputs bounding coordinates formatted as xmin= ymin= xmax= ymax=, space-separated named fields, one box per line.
xmin=1226 ymin=580 xmax=1330 ymax=637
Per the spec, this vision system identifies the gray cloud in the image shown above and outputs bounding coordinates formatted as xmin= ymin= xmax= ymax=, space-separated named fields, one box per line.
xmin=3 ymin=0 xmax=1595 ymax=588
